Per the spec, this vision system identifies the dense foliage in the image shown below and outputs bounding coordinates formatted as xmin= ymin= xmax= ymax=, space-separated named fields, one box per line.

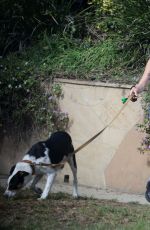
xmin=0 ymin=50 xmax=69 ymax=138
xmin=0 ymin=0 xmax=150 ymax=142
xmin=0 ymin=0 xmax=88 ymax=56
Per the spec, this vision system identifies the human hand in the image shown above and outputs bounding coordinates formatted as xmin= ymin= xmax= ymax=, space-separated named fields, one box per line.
xmin=129 ymin=86 xmax=138 ymax=102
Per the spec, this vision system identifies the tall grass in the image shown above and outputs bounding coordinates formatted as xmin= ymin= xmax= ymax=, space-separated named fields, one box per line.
xmin=28 ymin=33 xmax=142 ymax=83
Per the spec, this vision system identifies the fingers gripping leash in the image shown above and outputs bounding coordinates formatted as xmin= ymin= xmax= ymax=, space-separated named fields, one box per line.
xmin=130 ymin=85 xmax=138 ymax=102
xmin=122 ymin=86 xmax=138 ymax=104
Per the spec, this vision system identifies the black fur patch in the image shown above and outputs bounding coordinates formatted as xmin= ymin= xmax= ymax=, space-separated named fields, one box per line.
xmin=25 ymin=131 xmax=74 ymax=164
xmin=45 ymin=131 xmax=74 ymax=164
xmin=8 ymin=171 xmax=29 ymax=190
xmin=145 ymin=181 xmax=150 ymax=202
xmin=146 ymin=181 xmax=150 ymax=190
xmin=27 ymin=142 xmax=46 ymax=159
xmin=73 ymin=154 xmax=77 ymax=169
xmin=9 ymin=165 xmax=16 ymax=176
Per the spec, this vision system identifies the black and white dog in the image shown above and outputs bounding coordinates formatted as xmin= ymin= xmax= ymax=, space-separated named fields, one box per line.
xmin=4 ymin=131 xmax=78 ymax=200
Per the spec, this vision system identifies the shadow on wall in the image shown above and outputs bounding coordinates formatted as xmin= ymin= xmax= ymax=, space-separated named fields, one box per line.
xmin=0 ymin=131 xmax=46 ymax=175
xmin=105 ymin=126 xmax=150 ymax=194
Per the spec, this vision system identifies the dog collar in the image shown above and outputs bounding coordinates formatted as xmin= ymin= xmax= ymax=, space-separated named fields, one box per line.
xmin=21 ymin=160 xmax=35 ymax=175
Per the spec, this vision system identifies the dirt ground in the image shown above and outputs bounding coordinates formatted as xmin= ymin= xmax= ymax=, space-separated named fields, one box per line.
xmin=1 ymin=183 xmax=150 ymax=230
xmin=0 ymin=175 xmax=149 ymax=205
xmin=52 ymin=183 xmax=149 ymax=205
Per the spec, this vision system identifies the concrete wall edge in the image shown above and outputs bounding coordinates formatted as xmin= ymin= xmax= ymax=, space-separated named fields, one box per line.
xmin=54 ymin=78 xmax=132 ymax=89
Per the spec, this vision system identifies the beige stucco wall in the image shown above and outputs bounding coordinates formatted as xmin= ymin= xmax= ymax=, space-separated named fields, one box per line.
xmin=0 ymin=132 xmax=43 ymax=175
xmin=0 ymin=79 xmax=149 ymax=194
xmin=55 ymin=79 xmax=149 ymax=194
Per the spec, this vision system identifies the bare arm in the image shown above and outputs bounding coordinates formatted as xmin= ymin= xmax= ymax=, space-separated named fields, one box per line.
xmin=130 ymin=59 xmax=150 ymax=97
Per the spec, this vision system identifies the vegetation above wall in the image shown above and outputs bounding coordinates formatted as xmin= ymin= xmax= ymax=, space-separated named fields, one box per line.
xmin=0 ymin=53 xmax=69 ymax=138
xmin=0 ymin=0 xmax=150 ymax=143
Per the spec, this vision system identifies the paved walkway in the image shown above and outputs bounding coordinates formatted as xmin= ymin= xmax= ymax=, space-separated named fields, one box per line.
xmin=52 ymin=183 xmax=149 ymax=205
xmin=0 ymin=176 xmax=149 ymax=205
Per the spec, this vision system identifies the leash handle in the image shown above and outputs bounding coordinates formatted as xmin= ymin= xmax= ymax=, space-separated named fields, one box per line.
xmin=129 ymin=85 xmax=138 ymax=102
xmin=107 ymin=95 xmax=131 ymax=128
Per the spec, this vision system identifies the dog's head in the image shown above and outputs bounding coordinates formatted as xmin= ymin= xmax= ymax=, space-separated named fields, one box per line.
xmin=4 ymin=162 xmax=33 ymax=198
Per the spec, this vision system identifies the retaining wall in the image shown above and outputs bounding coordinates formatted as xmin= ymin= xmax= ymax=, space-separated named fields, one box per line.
xmin=0 ymin=79 xmax=149 ymax=194
xmin=55 ymin=79 xmax=148 ymax=194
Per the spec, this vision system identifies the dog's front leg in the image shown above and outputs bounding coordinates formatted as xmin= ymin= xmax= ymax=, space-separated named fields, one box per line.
xmin=38 ymin=172 xmax=56 ymax=200
xmin=30 ymin=175 xmax=43 ymax=195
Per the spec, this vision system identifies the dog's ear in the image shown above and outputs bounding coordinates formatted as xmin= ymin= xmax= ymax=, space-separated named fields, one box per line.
xmin=18 ymin=171 xmax=29 ymax=177
xmin=9 ymin=164 xmax=16 ymax=175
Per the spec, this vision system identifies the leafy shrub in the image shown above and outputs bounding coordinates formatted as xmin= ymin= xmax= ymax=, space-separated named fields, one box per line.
xmin=91 ymin=0 xmax=150 ymax=65
xmin=0 ymin=0 xmax=88 ymax=56
xmin=31 ymin=33 xmax=141 ymax=84
xmin=0 ymin=50 xmax=69 ymax=139
xmin=1 ymin=0 xmax=150 ymax=144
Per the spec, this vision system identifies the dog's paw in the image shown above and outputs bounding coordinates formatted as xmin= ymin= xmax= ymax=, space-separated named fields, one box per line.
xmin=37 ymin=194 xmax=48 ymax=200
xmin=73 ymin=194 xmax=79 ymax=199
xmin=31 ymin=187 xmax=43 ymax=195
xmin=37 ymin=197 xmax=45 ymax=201
xmin=34 ymin=187 xmax=43 ymax=195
